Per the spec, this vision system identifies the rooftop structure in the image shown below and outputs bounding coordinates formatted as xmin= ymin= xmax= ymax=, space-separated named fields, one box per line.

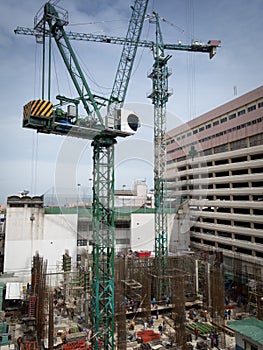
xmin=228 ymin=318 xmax=263 ymax=348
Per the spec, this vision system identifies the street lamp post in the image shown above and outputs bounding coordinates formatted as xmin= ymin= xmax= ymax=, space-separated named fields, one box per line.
xmin=122 ymin=185 xmax=126 ymax=207
xmin=77 ymin=183 xmax=81 ymax=217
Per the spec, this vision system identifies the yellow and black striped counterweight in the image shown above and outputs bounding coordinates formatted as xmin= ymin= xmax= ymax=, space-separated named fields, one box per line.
xmin=23 ymin=100 xmax=53 ymax=120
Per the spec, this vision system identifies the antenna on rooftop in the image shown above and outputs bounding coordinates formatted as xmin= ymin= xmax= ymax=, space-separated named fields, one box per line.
xmin=19 ymin=190 xmax=30 ymax=197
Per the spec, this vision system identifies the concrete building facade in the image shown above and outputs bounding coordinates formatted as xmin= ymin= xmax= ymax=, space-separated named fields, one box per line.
xmin=4 ymin=196 xmax=77 ymax=275
xmin=4 ymin=194 xmax=189 ymax=275
xmin=166 ymin=86 xmax=263 ymax=277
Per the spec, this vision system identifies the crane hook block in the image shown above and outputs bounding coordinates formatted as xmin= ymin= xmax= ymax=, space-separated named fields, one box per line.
xmin=23 ymin=100 xmax=53 ymax=120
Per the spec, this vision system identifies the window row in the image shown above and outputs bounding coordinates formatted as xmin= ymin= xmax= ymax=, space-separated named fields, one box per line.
xmin=167 ymin=119 xmax=262 ymax=163
xmin=167 ymin=100 xmax=263 ymax=145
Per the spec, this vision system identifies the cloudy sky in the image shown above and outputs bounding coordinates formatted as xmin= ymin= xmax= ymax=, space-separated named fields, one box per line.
xmin=1 ymin=0 xmax=263 ymax=204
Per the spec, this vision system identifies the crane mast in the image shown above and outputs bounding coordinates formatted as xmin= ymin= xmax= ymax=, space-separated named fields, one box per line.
xmin=18 ymin=1 xmax=148 ymax=349
xmin=147 ymin=12 xmax=171 ymax=299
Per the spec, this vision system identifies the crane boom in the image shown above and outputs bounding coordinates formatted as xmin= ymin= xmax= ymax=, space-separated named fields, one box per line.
xmin=108 ymin=0 xmax=149 ymax=116
xmin=15 ymin=26 xmax=221 ymax=59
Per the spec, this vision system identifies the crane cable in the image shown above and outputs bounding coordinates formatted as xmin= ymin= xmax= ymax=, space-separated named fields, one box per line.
xmin=186 ymin=0 xmax=196 ymax=122
xmin=31 ymin=42 xmax=41 ymax=197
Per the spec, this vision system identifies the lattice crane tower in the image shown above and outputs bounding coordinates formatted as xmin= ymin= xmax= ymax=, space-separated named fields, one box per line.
xmin=16 ymin=1 xmax=148 ymax=349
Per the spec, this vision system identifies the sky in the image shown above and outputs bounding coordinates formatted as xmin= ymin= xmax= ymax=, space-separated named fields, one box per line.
xmin=0 ymin=0 xmax=263 ymax=205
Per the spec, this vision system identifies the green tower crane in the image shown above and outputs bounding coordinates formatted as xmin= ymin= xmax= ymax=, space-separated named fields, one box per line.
xmin=16 ymin=6 xmax=220 ymax=339
xmin=146 ymin=11 xmax=172 ymax=299
xmin=17 ymin=1 xmax=148 ymax=349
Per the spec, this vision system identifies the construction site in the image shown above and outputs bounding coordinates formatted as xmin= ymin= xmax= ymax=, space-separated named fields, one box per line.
xmin=1 ymin=247 xmax=263 ymax=350
xmin=1 ymin=0 xmax=262 ymax=349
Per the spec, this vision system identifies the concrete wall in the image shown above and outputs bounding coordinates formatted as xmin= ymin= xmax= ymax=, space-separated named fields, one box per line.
xmin=4 ymin=206 xmax=77 ymax=275
xmin=130 ymin=213 xmax=154 ymax=252
xmin=130 ymin=213 xmax=190 ymax=254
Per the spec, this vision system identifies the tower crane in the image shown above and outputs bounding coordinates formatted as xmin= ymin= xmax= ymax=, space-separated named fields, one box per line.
xmin=16 ymin=3 xmax=220 ymax=341
xmin=146 ymin=11 xmax=172 ymax=299
xmin=15 ymin=19 xmax=220 ymax=301
xmin=17 ymin=1 xmax=148 ymax=349
xmin=146 ymin=13 xmax=220 ymax=299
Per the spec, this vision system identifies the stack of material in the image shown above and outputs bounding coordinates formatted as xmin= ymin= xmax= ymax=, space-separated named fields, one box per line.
xmin=137 ymin=330 xmax=160 ymax=343
xmin=63 ymin=339 xmax=86 ymax=350
xmin=63 ymin=332 xmax=88 ymax=350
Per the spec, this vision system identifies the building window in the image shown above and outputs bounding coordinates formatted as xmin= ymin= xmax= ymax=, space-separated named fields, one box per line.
xmin=220 ymin=117 xmax=227 ymax=123
xmin=238 ymin=109 xmax=246 ymax=116
xmin=115 ymin=221 xmax=130 ymax=229
xmin=78 ymin=222 xmax=91 ymax=232
xmin=199 ymin=126 xmax=204 ymax=132
xmin=204 ymin=148 xmax=212 ymax=156
xmin=206 ymin=124 xmax=211 ymax=129
xmin=213 ymin=120 xmax=219 ymax=126
xmin=250 ymin=133 xmax=263 ymax=146
xmin=193 ymin=129 xmax=198 ymax=134
xmin=258 ymin=101 xmax=263 ymax=108
xmin=229 ymin=113 xmax=236 ymax=120
xmin=247 ymin=105 xmax=256 ymax=112
xmin=214 ymin=144 xmax=228 ymax=153
xmin=77 ymin=239 xmax=88 ymax=246
xmin=116 ymin=238 xmax=130 ymax=245
xmin=230 ymin=138 xmax=247 ymax=151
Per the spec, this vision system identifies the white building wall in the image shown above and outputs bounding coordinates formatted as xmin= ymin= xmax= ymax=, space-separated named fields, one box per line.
xmin=130 ymin=213 xmax=190 ymax=254
xmin=130 ymin=213 xmax=154 ymax=252
xmin=4 ymin=206 xmax=77 ymax=274
xmin=5 ymin=205 xmax=45 ymax=274
xmin=42 ymin=214 xmax=77 ymax=271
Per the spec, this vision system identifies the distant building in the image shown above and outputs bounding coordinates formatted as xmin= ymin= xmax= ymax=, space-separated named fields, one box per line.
xmin=4 ymin=181 xmax=189 ymax=275
xmin=114 ymin=180 xmax=154 ymax=208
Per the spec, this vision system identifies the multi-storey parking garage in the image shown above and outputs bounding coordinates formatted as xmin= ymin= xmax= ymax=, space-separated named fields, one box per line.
xmin=166 ymin=86 xmax=263 ymax=291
